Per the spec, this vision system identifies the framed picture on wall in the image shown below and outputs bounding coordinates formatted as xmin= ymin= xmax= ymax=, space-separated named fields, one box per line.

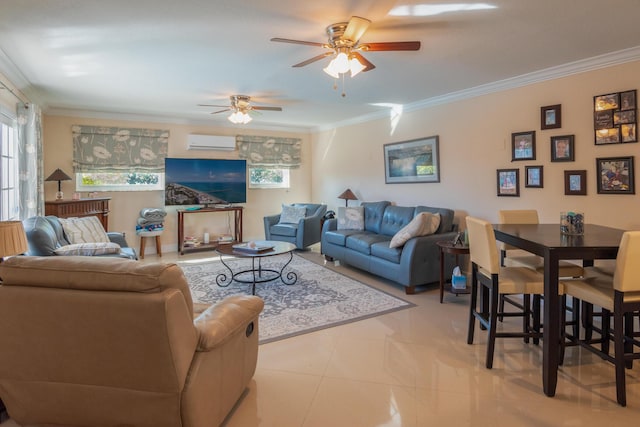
xmin=497 ymin=168 xmax=519 ymax=196
xmin=594 ymin=90 xmax=637 ymax=144
xmin=525 ymin=166 xmax=543 ymax=188
xmin=383 ymin=136 xmax=440 ymax=184
xmin=511 ymin=131 xmax=536 ymax=161
xmin=596 ymin=156 xmax=635 ymax=194
xmin=541 ymin=104 xmax=561 ymax=130
xmin=564 ymin=170 xmax=587 ymax=195
xmin=550 ymin=135 xmax=575 ymax=162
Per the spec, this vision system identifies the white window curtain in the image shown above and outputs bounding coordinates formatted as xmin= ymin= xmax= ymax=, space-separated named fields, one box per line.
xmin=72 ymin=125 xmax=169 ymax=173
xmin=236 ymin=135 xmax=302 ymax=169
xmin=17 ymin=103 xmax=43 ymax=218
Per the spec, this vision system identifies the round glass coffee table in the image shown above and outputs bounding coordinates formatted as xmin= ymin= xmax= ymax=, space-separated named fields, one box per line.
xmin=215 ymin=240 xmax=297 ymax=295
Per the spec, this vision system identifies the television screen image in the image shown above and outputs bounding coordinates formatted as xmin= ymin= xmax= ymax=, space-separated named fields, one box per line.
xmin=164 ymin=158 xmax=247 ymax=206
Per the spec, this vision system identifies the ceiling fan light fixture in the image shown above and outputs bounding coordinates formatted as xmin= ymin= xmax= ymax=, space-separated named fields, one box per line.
xmin=228 ymin=110 xmax=252 ymax=124
xmin=349 ymin=56 xmax=365 ymax=77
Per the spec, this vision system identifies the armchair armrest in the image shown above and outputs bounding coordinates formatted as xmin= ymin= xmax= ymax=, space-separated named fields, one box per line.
xmin=263 ymin=214 xmax=280 ymax=239
xmin=193 ymin=295 xmax=264 ymax=351
xmin=299 ymin=210 xmax=325 ymax=248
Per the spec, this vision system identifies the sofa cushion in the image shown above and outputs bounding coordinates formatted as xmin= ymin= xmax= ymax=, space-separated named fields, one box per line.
xmin=346 ymin=233 xmax=391 ymax=255
xmin=279 ymin=204 xmax=306 ymax=224
xmin=58 ymin=216 xmax=110 ymax=244
xmin=22 ymin=216 xmax=61 ymax=256
xmin=269 ymin=223 xmax=298 ymax=237
xmin=45 ymin=216 xmax=70 ymax=246
xmin=54 ymin=242 xmax=122 ymax=256
xmin=361 ymin=201 xmax=390 ymax=234
xmin=371 ymin=242 xmax=402 ymax=264
xmin=415 ymin=206 xmax=455 ymax=233
xmin=337 ymin=206 xmax=364 ymax=230
xmin=389 ymin=212 xmax=441 ymax=248
xmin=323 ymin=229 xmax=362 ymax=246
xmin=380 ymin=205 xmax=416 ymax=237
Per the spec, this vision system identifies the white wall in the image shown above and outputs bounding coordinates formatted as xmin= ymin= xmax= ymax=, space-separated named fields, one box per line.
xmin=42 ymin=115 xmax=312 ymax=254
xmin=312 ymin=60 xmax=640 ymax=231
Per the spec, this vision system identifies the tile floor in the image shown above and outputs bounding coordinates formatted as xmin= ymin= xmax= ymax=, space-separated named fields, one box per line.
xmin=3 ymin=246 xmax=640 ymax=426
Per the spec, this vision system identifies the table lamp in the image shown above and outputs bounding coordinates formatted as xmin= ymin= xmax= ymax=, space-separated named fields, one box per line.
xmin=0 ymin=221 xmax=28 ymax=262
xmin=45 ymin=168 xmax=72 ymax=200
xmin=337 ymin=188 xmax=358 ymax=207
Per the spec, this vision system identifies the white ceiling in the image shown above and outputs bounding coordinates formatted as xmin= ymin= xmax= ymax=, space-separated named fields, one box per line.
xmin=1 ymin=0 xmax=640 ymax=131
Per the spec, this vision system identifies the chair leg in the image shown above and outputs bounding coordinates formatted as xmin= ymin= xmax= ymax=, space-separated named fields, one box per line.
xmin=582 ymin=301 xmax=594 ymax=342
xmin=613 ymin=300 xmax=627 ymax=406
xmin=467 ymin=269 xmax=479 ymax=345
xmin=602 ymin=309 xmax=611 ymax=357
xmin=486 ymin=281 xmax=500 ymax=369
xmin=533 ymin=295 xmax=542 ymax=346
xmin=523 ymin=294 xmax=531 ymax=344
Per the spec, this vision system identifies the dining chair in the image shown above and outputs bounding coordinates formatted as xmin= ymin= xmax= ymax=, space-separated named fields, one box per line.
xmin=562 ymin=231 xmax=640 ymax=406
xmin=498 ymin=209 xmax=583 ymax=344
xmin=465 ymin=216 xmax=566 ymax=369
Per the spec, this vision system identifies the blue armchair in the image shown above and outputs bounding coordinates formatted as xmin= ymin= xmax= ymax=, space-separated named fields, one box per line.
xmin=264 ymin=203 xmax=327 ymax=249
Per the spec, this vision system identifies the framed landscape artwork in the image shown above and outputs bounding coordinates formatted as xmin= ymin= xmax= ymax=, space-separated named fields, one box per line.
xmin=596 ymin=156 xmax=635 ymax=194
xmin=497 ymin=168 xmax=519 ymax=196
xmin=384 ymin=136 xmax=440 ymax=184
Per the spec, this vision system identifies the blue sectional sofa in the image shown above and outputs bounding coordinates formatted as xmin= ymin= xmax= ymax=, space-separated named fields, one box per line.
xmin=321 ymin=201 xmax=458 ymax=294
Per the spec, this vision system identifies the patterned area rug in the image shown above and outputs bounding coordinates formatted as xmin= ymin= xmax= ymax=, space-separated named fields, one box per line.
xmin=180 ymin=254 xmax=414 ymax=344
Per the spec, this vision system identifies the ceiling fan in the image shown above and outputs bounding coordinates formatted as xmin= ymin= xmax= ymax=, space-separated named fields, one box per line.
xmin=198 ymin=95 xmax=282 ymax=124
xmin=271 ymin=16 xmax=420 ymax=77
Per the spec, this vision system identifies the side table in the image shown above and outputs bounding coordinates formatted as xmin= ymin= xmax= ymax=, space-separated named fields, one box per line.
xmin=436 ymin=240 xmax=471 ymax=303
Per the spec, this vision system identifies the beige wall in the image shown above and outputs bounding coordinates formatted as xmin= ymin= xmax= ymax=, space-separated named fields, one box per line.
xmin=311 ymin=60 xmax=640 ymax=231
xmin=42 ymin=115 xmax=311 ymax=254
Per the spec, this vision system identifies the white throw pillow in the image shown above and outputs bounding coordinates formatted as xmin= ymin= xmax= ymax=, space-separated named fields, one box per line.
xmin=337 ymin=206 xmax=364 ymax=230
xmin=54 ymin=242 xmax=121 ymax=256
xmin=279 ymin=204 xmax=307 ymax=224
xmin=58 ymin=216 xmax=110 ymax=244
xmin=389 ymin=212 xmax=441 ymax=248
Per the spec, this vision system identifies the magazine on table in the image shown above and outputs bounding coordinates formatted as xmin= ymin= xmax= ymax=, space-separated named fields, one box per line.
xmin=232 ymin=242 xmax=275 ymax=253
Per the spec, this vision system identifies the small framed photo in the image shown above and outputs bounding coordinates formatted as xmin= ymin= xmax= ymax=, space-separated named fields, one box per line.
xmin=525 ymin=165 xmax=543 ymax=188
xmin=620 ymin=90 xmax=636 ymax=111
xmin=594 ymin=110 xmax=614 ymax=129
xmin=541 ymin=104 xmax=561 ymax=130
xmin=564 ymin=170 xmax=587 ymax=195
xmin=595 ymin=128 xmax=621 ymax=145
xmin=511 ymin=131 xmax=536 ymax=161
xmin=594 ymin=93 xmax=619 ymax=111
xmin=497 ymin=168 xmax=519 ymax=196
xmin=596 ymin=156 xmax=635 ymax=194
xmin=614 ymin=110 xmax=635 ymax=125
xmin=621 ymin=124 xmax=637 ymax=142
xmin=550 ymin=135 xmax=575 ymax=162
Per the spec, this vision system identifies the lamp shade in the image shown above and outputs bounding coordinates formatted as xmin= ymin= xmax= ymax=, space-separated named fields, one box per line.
xmin=0 ymin=221 xmax=28 ymax=258
xmin=45 ymin=168 xmax=72 ymax=183
xmin=337 ymin=188 xmax=358 ymax=206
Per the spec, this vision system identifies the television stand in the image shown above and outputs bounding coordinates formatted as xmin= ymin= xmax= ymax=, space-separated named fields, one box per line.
xmin=177 ymin=206 xmax=243 ymax=255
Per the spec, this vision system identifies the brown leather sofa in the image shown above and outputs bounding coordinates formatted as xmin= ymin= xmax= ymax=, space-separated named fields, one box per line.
xmin=0 ymin=256 xmax=264 ymax=427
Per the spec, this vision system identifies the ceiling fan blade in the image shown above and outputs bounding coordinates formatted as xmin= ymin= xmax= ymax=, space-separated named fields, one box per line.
xmin=271 ymin=37 xmax=326 ymax=47
xmin=343 ymin=16 xmax=371 ymax=42
xmin=252 ymin=106 xmax=283 ymax=111
xmin=210 ymin=108 xmax=230 ymax=115
xmin=351 ymin=52 xmax=376 ymax=72
xmin=198 ymin=103 xmax=229 ymax=108
xmin=359 ymin=41 xmax=421 ymax=51
xmin=292 ymin=52 xmax=333 ymax=67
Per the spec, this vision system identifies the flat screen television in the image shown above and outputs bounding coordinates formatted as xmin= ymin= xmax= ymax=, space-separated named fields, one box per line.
xmin=164 ymin=158 xmax=247 ymax=206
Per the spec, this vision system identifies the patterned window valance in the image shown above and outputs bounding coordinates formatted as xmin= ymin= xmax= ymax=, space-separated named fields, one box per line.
xmin=236 ymin=135 xmax=301 ymax=169
xmin=72 ymin=125 xmax=169 ymax=173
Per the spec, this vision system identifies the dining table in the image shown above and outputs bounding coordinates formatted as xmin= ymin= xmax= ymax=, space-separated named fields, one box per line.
xmin=492 ymin=223 xmax=625 ymax=397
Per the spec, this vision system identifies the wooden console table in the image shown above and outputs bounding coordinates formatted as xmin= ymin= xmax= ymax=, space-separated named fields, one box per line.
xmin=45 ymin=198 xmax=110 ymax=230
xmin=177 ymin=206 xmax=243 ymax=255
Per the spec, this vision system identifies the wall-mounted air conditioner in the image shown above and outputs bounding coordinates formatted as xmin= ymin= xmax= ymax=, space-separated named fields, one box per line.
xmin=187 ymin=134 xmax=236 ymax=151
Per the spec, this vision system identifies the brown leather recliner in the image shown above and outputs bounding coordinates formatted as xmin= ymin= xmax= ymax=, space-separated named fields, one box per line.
xmin=0 ymin=256 xmax=264 ymax=427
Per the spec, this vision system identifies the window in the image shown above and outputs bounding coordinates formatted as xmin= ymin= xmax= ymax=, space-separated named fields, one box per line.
xmin=0 ymin=120 xmax=18 ymax=220
xmin=76 ymin=172 xmax=164 ymax=192
xmin=249 ymin=167 xmax=290 ymax=189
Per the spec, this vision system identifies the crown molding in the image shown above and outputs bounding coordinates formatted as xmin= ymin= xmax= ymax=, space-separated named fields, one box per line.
xmin=314 ymin=46 xmax=640 ymax=132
